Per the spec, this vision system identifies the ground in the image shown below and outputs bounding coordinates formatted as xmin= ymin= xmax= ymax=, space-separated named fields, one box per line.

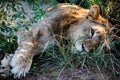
xmin=1 ymin=55 xmax=119 ymax=80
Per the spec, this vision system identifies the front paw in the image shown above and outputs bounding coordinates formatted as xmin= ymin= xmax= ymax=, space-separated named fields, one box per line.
xmin=10 ymin=53 xmax=32 ymax=78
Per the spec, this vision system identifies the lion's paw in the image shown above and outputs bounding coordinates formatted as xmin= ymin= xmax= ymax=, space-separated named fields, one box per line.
xmin=10 ymin=53 xmax=32 ymax=78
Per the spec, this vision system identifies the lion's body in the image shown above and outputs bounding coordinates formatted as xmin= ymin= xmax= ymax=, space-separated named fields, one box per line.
xmin=0 ymin=2 xmax=111 ymax=78
xmin=16 ymin=3 xmax=90 ymax=53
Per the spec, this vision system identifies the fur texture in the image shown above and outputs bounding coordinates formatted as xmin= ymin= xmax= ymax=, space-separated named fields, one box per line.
xmin=0 ymin=2 xmax=111 ymax=78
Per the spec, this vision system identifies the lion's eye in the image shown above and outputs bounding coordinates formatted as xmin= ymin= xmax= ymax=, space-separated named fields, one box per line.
xmin=90 ymin=28 xmax=95 ymax=37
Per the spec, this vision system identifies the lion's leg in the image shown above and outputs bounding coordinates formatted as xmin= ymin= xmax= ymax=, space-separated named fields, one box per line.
xmin=10 ymin=30 xmax=35 ymax=78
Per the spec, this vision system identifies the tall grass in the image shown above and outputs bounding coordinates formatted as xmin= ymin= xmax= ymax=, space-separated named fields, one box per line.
xmin=31 ymin=35 xmax=120 ymax=79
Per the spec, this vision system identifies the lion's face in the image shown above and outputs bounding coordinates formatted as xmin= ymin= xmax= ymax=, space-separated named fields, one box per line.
xmin=75 ymin=23 xmax=107 ymax=52
xmin=74 ymin=5 xmax=111 ymax=52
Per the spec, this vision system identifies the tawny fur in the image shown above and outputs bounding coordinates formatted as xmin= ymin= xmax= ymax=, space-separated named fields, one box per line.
xmin=0 ymin=1 xmax=111 ymax=78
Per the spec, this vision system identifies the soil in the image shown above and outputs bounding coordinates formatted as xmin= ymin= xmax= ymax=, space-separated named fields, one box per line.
xmin=0 ymin=56 xmax=119 ymax=80
xmin=1 ymin=67 xmax=109 ymax=80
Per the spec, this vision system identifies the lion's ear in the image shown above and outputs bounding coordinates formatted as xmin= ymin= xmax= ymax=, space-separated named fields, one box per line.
xmin=86 ymin=5 xmax=100 ymax=20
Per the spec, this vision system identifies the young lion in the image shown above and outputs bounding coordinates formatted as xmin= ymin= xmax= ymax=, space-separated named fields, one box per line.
xmin=0 ymin=2 xmax=111 ymax=78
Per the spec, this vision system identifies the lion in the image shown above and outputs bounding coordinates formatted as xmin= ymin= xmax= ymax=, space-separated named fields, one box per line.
xmin=0 ymin=1 xmax=111 ymax=78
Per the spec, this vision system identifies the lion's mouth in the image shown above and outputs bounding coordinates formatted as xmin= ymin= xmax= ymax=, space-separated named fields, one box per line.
xmin=75 ymin=40 xmax=97 ymax=52
xmin=75 ymin=41 xmax=88 ymax=52
xmin=82 ymin=43 xmax=85 ymax=51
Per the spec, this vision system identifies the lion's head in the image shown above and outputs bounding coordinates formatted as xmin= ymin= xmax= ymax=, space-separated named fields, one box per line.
xmin=70 ymin=5 xmax=111 ymax=52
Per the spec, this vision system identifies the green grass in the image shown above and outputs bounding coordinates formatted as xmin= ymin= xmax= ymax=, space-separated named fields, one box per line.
xmin=29 ymin=37 xmax=120 ymax=79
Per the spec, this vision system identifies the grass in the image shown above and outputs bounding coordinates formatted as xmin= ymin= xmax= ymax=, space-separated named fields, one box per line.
xmin=29 ymin=36 xmax=120 ymax=79
xmin=0 ymin=0 xmax=120 ymax=80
